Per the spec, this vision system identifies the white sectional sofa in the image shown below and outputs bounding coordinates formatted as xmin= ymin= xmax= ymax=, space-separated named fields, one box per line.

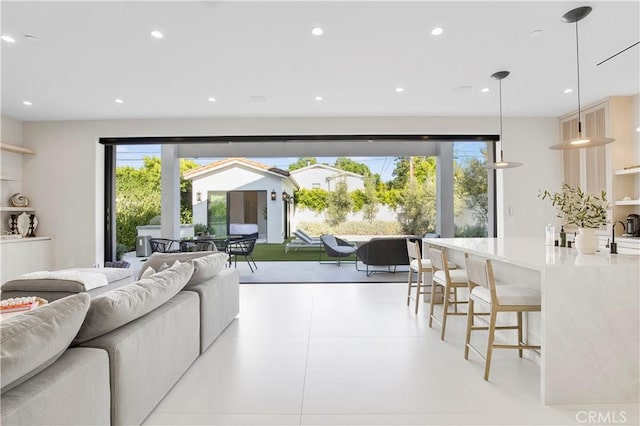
xmin=0 ymin=251 xmax=240 ymax=425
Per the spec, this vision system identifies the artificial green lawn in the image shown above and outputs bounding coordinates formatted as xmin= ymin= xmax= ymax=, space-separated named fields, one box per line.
xmin=250 ymin=241 xmax=357 ymax=262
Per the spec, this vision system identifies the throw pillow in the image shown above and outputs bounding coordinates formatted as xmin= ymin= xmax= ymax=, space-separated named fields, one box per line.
xmin=140 ymin=266 xmax=155 ymax=279
xmin=72 ymin=261 xmax=194 ymax=344
xmin=186 ymin=252 xmax=229 ymax=287
xmin=137 ymin=251 xmax=219 ymax=280
xmin=1 ymin=293 xmax=91 ymax=393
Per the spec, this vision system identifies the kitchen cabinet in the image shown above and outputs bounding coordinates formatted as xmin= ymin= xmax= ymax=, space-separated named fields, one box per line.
xmin=0 ymin=237 xmax=53 ymax=284
xmin=559 ymin=96 xmax=635 ymax=236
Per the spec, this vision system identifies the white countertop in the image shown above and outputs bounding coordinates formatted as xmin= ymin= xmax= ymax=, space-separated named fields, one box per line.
xmin=0 ymin=236 xmax=51 ymax=244
xmin=424 ymin=237 xmax=640 ymax=271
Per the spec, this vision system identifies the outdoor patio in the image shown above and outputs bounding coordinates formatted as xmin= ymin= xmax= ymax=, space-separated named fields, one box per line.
xmin=123 ymin=252 xmax=408 ymax=284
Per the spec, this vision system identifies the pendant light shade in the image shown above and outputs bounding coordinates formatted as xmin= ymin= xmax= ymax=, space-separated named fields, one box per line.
xmin=484 ymin=71 xmax=522 ymax=169
xmin=549 ymin=6 xmax=615 ymax=150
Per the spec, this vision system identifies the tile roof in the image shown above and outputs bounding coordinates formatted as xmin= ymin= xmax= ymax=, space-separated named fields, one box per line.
xmin=183 ymin=157 xmax=290 ymax=179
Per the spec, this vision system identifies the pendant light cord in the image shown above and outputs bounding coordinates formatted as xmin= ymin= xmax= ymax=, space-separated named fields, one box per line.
xmin=575 ymin=20 xmax=583 ymax=136
xmin=499 ymin=77 xmax=504 ymax=161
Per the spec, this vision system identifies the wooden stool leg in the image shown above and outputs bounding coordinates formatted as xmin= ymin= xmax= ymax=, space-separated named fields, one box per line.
xmin=464 ymin=299 xmax=474 ymax=360
xmin=453 ymin=288 xmax=458 ymax=313
xmin=428 ymin=280 xmax=437 ymax=327
xmin=440 ymin=285 xmax=451 ymax=340
xmin=517 ymin=311 xmax=523 ymax=358
xmin=414 ymin=269 xmax=422 ymax=314
xmin=407 ymin=269 xmax=413 ymax=306
xmin=484 ymin=307 xmax=497 ymax=381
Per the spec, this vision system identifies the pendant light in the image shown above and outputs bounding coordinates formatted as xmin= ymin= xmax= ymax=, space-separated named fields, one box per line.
xmin=549 ymin=6 xmax=614 ymax=150
xmin=484 ymin=71 xmax=522 ymax=169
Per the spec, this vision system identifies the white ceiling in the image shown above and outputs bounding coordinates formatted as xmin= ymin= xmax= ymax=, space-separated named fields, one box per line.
xmin=1 ymin=1 xmax=639 ymax=122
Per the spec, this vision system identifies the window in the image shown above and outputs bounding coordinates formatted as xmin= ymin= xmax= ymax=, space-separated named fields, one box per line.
xmin=453 ymin=142 xmax=489 ymax=237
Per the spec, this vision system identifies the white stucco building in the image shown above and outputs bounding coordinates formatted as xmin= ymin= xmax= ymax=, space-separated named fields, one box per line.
xmin=183 ymin=158 xmax=298 ymax=244
xmin=290 ymin=164 xmax=364 ymax=192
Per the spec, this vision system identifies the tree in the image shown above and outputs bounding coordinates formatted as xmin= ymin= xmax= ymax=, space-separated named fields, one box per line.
xmin=456 ymin=156 xmax=488 ymax=224
xmin=115 ymin=156 xmax=201 ymax=250
xmin=362 ymin=173 xmax=379 ymax=222
xmin=325 ymin=179 xmax=352 ymax=226
xmin=288 ymin=157 xmax=317 ymax=171
xmin=334 ymin=157 xmax=371 ymax=177
xmin=389 ymin=156 xmax=437 ymax=189
xmin=396 ymin=175 xmax=436 ymax=235
xmin=294 ymin=188 xmax=329 ymax=212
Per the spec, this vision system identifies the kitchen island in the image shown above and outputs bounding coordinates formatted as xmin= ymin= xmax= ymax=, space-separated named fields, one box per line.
xmin=423 ymin=237 xmax=639 ymax=405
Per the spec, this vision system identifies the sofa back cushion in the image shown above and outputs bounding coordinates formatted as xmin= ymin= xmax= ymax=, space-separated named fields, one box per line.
xmin=138 ymin=251 xmax=228 ymax=287
xmin=1 ymin=293 xmax=91 ymax=393
xmin=73 ymin=261 xmax=194 ymax=344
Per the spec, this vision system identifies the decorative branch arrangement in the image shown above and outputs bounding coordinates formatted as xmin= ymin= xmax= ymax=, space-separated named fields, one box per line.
xmin=539 ymin=184 xmax=609 ymax=228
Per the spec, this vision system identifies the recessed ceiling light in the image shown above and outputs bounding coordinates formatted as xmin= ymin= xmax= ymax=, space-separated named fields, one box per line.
xmin=208 ymin=97 xmax=216 ymax=102
xmin=22 ymin=101 xmax=32 ymax=106
xmin=431 ymin=27 xmax=444 ymax=36
xmin=395 ymin=87 xmax=404 ymax=93
xmin=311 ymin=27 xmax=324 ymax=36
xmin=24 ymin=34 xmax=39 ymax=41
xmin=1 ymin=35 xmax=16 ymax=43
xmin=150 ymin=30 xmax=164 ymax=39
xmin=636 ymin=126 xmax=640 ymax=132
xmin=564 ymin=88 xmax=573 ymax=94
xmin=250 ymin=95 xmax=266 ymax=103
xmin=531 ymin=29 xmax=543 ymax=37
xmin=481 ymin=87 xmax=490 ymax=93
xmin=314 ymin=96 xmax=323 ymax=101
xmin=454 ymin=85 xmax=472 ymax=93
xmin=114 ymin=99 xmax=124 ymax=104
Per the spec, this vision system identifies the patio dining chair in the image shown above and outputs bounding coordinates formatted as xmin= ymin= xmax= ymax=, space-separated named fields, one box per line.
xmin=149 ymin=238 xmax=181 ymax=253
xmin=227 ymin=237 xmax=258 ymax=272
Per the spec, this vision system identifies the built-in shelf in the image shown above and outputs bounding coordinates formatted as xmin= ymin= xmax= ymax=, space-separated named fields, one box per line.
xmin=0 ymin=143 xmax=35 ymax=155
xmin=0 ymin=176 xmax=18 ymax=181
xmin=615 ymin=167 xmax=640 ymax=176
xmin=614 ymin=199 xmax=640 ymax=206
xmin=0 ymin=206 xmax=36 ymax=212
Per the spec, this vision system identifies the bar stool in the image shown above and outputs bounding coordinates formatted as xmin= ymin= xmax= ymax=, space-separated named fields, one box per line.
xmin=427 ymin=245 xmax=468 ymax=340
xmin=463 ymin=253 xmax=541 ymax=381
xmin=406 ymin=239 xmax=432 ymax=314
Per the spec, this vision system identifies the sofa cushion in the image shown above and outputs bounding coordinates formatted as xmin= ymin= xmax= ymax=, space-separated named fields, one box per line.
xmin=188 ymin=252 xmax=229 ymax=286
xmin=138 ymin=251 xmax=228 ymax=287
xmin=73 ymin=261 xmax=194 ymax=344
xmin=1 ymin=267 xmax=134 ymax=294
xmin=1 ymin=293 xmax=91 ymax=393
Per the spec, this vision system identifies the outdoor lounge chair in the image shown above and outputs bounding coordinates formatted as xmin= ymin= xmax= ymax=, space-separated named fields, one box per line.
xmin=285 ymin=229 xmax=323 ymax=252
xmin=319 ymin=234 xmax=356 ymax=266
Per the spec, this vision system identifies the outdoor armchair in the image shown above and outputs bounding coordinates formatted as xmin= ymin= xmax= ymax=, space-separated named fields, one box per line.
xmin=320 ymin=234 xmax=356 ymax=266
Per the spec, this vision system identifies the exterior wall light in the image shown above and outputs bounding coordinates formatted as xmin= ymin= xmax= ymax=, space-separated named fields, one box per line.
xmin=282 ymin=191 xmax=288 ymax=201
xmin=271 ymin=190 xmax=277 ymax=201
xmin=196 ymin=191 xmax=202 ymax=202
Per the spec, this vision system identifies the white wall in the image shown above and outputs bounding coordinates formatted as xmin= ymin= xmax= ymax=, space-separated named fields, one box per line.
xmin=1 ymin=116 xmax=26 ymax=225
xmin=292 ymin=167 xmax=364 ymax=191
xmin=21 ymin=115 xmax=561 ymax=268
xmin=498 ymin=118 xmax=563 ymax=237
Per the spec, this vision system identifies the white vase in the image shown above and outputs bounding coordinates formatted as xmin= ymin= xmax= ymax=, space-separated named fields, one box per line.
xmin=574 ymin=227 xmax=598 ymax=255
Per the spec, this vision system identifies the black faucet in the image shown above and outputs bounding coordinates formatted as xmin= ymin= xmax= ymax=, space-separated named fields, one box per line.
xmin=611 ymin=221 xmax=626 ymax=254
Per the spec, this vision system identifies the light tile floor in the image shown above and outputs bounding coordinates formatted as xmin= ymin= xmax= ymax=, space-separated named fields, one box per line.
xmin=144 ymin=283 xmax=638 ymax=426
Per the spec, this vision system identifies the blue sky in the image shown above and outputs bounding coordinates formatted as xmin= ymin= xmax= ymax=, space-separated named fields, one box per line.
xmin=116 ymin=142 xmax=486 ymax=183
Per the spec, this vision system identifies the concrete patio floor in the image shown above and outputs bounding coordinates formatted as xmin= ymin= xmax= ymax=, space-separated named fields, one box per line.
xmin=123 ymin=252 xmax=408 ymax=284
